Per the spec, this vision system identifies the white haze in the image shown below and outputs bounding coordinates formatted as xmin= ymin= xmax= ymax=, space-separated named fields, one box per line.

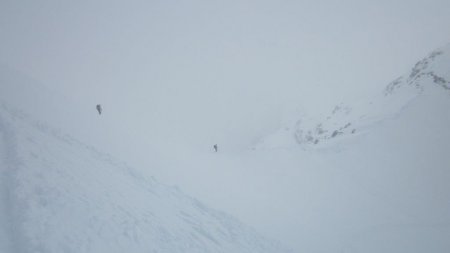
xmin=1 ymin=0 xmax=450 ymax=153
xmin=2 ymin=0 xmax=450 ymax=252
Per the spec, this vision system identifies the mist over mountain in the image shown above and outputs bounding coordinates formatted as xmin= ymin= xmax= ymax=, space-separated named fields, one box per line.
xmin=257 ymin=43 xmax=450 ymax=149
xmin=0 ymin=83 xmax=291 ymax=252
xmin=2 ymin=43 xmax=449 ymax=253
xmin=2 ymin=1 xmax=450 ymax=250
xmin=245 ymin=44 xmax=450 ymax=252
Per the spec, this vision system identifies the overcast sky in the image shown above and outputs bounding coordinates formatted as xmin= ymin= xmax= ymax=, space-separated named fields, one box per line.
xmin=2 ymin=0 xmax=450 ymax=111
xmin=2 ymin=0 xmax=450 ymax=117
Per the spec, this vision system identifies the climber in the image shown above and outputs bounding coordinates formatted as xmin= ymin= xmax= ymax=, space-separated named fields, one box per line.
xmin=96 ymin=104 xmax=102 ymax=115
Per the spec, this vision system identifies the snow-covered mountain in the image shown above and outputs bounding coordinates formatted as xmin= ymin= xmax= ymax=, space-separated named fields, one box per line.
xmin=0 ymin=89 xmax=291 ymax=252
xmin=2 ymin=43 xmax=450 ymax=253
xmin=246 ymin=44 xmax=450 ymax=252
xmin=257 ymin=44 xmax=450 ymax=148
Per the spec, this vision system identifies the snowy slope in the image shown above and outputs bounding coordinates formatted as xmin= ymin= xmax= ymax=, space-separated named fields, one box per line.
xmin=0 ymin=103 xmax=291 ymax=253
xmin=257 ymin=44 xmax=450 ymax=148
xmin=241 ymin=44 xmax=450 ymax=252
xmin=320 ymin=82 xmax=450 ymax=252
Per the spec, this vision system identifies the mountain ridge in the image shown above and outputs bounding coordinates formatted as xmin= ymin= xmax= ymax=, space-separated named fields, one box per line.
xmin=256 ymin=44 xmax=450 ymax=149
xmin=0 ymin=102 xmax=291 ymax=253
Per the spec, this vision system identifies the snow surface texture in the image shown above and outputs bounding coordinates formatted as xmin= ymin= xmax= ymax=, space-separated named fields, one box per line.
xmin=0 ymin=104 xmax=290 ymax=253
xmin=257 ymin=44 xmax=450 ymax=149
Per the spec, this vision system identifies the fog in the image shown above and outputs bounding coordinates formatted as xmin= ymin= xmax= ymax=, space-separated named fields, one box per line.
xmin=2 ymin=0 xmax=450 ymax=149
xmin=1 ymin=0 xmax=450 ymax=251
xmin=2 ymin=0 xmax=450 ymax=150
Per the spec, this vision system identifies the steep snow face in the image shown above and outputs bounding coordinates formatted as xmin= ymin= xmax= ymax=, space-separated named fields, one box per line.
xmin=0 ymin=104 xmax=290 ymax=253
xmin=257 ymin=44 xmax=450 ymax=148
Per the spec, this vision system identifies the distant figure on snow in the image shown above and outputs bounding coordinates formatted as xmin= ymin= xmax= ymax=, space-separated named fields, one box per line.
xmin=213 ymin=144 xmax=218 ymax=152
xmin=96 ymin=104 xmax=102 ymax=115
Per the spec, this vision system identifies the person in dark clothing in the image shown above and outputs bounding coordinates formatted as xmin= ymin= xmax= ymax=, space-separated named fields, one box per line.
xmin=213 ymin=144 xmax=218 ymax=152
xmin=96 ymin=104 xmax=102 ymax=115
